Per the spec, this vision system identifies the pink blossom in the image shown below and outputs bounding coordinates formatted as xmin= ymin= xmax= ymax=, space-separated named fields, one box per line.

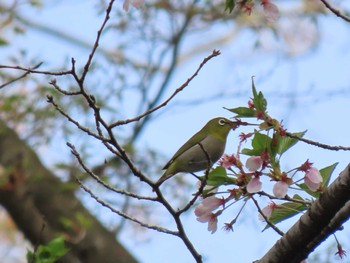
xmin=304 ymin=167 xmax=323 ymax=192
xmin=246 ymin=156 xmax=263 ymax=172
xmin=247 ymin=177 xmax=262 ymax=193
xmin=261 ymin=0 xmax=279 ymax=22
xmin=259 ymin=202 xmax=277 ymax=221
xmin=219 ymin=154 xmax=236 ymax=169
xmin=196 ymin=212 xmax=218 ymax=234
xmin=273 ymin=181 xmax=288 ymax=198
xmin=201 ymin=197 xmax=224 ymax=212
xmin=194 ymin=197 xmax=222 ymax=219
xmin=123 ymin=0 xmax=144 ymax=12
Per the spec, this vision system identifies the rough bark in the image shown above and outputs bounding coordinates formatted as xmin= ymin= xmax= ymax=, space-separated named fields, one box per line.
xmin=257 ymin=164 xmax=350 ymax=263
xmin=0 ymin=120 xmax=138 ymax=263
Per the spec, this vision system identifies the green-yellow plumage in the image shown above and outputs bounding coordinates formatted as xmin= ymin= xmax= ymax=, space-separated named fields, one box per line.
xmin=156 ymin=117 xmax=233 ymax=185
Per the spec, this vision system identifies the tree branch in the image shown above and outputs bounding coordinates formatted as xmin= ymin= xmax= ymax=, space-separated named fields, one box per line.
xmin=319 ymin=0 xmax=350 ymax=23
xmin=286 ymin=132 xmax=350 ymax=151
xmin=257 ymin=163 xmax=350 ymax=263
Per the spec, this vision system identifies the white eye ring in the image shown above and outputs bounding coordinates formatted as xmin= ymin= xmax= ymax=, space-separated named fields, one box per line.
xmin=218 ymin=119 xmax=226 ymax=126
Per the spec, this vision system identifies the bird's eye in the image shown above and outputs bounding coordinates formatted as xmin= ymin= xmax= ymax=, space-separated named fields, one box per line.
xmin=218 ymin=119 xmax=226 ymax=126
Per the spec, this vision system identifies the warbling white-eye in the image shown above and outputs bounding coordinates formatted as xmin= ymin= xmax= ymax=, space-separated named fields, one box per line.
xmin=156 ymin=117 xmax=234 ymax=185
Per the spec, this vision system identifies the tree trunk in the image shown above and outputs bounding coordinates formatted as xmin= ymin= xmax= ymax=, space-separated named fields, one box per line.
xmin=0 ymin=120 xmax=138 ymax=263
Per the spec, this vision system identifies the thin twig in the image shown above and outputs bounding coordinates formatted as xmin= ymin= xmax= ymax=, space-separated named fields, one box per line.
xmin=286 ymin=132 xmax=350 ymax=151
xmin=0 ymin=64 xmax=72 ymax=76
xmin=109 ymin=49 xmax=221 ymax=128
xmin=0 ymin=62 xmax=43 ymax=89
xmin=251 ymin=195 xmax=284 ymax=236
xmin=49 ymin=79 xmax=81 ymax=95
xmin=80 ymin=0 xmax=115 ymax=83
xmin=46 ymin=95 xmax=109 ymax=142
xmin=77 ymin=179 xmax=178 ymax=235
xmin=258 ymin=191 xmax=312 ymax=206
xmin=67 ymin=142 xmax=157 ymax=201
xmin=319 ymin=0 xmax=350 ymax=22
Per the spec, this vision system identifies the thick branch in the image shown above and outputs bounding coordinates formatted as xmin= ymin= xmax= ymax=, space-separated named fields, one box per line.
xmin=257 ymin=163 xmax=350 ymax=263
xmin=0 ymin=120 xmax=138 ymax=263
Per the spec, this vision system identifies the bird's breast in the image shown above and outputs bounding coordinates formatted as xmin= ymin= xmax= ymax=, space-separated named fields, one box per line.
xmin=176 ymin=135 xmax=226 ymax=173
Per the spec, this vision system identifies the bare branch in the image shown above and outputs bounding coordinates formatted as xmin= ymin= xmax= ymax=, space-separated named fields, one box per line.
xmin=80 ymin=0 xmax=115 ymax=83
xmin=0 ymin=62 xmax=43 ymax=89
xmin=77 ymin=179 xmax=178 ymax=235
xmin=319 ymin=0 xmax=350 ymax=22
xmin=258 ymin=191 xmax=312 ymax=206
xmin=46 ymin=95 xmax=109 ymax=142
xmin=251 ymin=196 xmax=284 ymax=236
xmin=67 ymin=142 xmax=157 ymax=201
xmin=257 ymin=163 xmax=350 ymax=263
xmin=0 ymin=64 xmax=72 ymax=76
xmin=286 ymin=132 xmax=350 ymax=151
xmin=49 ymin=79 xmax=81 ymax=95
xmin=109 ymin=49 xmax=221 ymax=128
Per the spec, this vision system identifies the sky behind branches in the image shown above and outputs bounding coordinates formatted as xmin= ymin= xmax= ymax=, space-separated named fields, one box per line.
xmin=2 ymin=1 xmax=350 ymax=262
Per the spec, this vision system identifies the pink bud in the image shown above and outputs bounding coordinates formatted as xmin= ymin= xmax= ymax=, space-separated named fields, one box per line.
xmin=246 ymin=156 xmax=263 ymax=171
xmin=304 ymin=167 xmax=323 ymax=192
xmin=273 ymin=181 xmax=288 ymax=198
xmin=247 ymin=177 xmax=262 ymax=193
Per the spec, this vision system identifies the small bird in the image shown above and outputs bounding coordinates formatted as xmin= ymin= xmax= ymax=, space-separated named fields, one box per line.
xmin=156 ymin=117 xmax=234 ymax=185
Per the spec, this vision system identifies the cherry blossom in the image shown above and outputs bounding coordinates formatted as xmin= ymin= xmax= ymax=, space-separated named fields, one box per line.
xmin=219 ymin=153 xmax=236 ymax=169
xmin=247 ymin=176 xmax=262 ymax=193
xmin=196 ymin=212 xmax=218 ymax=234
xmin=246 ymin=156 xmax=263 ymax=171
xmin=304 ymin=167 xmax=323 ymax=192
xmin=273 ymin=181 xmax=288 ymax=198
xmin=201 ymin=196 xmax=225 ymax=211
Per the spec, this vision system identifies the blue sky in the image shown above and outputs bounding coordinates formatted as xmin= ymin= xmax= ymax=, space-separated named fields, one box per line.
xmin=3 ymin=1 xmax=350 ymax=262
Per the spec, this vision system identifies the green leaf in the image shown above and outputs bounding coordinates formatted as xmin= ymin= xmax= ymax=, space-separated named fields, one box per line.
xmin=251 ymin=78 xmax=267 ymax=113
xmin=275 ymin=131 xmax=307 ymax=156
xmin=320 ymin=162 xmax=338 ymax=188
xmin=297 ymin=182 xmax=319 ymax=198
xmin=205 ymin=166 xmax=236 ymax=186
xmin=0 ymin=37 xmax=8 ymax=46
xmin=224 ymin=0 xmax=236 ymax=13
xmin=241 ymin=132 xmax=272 ymax=156
xmin=224 ymin=106 xmax=256 ymax=118
xmin=26 ymin=237 xmax=69 ymax=263
xmin=252 ymin=133 xmax=271 ymax=154
xmin=241 ymin=148 xmax=259 ymax=156
xmin=264 ymin=195 xmax=307 ymax=229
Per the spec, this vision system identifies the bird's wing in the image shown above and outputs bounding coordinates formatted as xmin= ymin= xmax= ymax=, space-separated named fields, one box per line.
xmin=162 ymin=129 xmax=207 ymax=170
